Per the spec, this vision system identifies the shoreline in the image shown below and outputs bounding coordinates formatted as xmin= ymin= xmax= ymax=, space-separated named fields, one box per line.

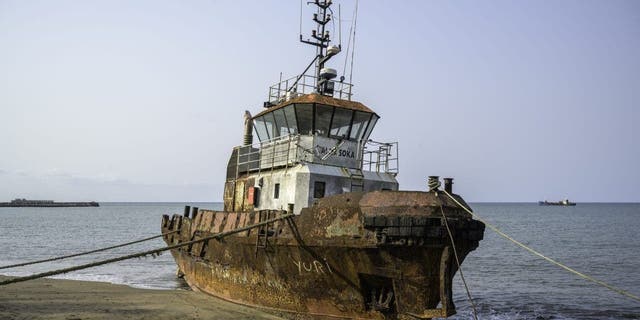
xmin=0 ymin=275 xmax=282 ymax=319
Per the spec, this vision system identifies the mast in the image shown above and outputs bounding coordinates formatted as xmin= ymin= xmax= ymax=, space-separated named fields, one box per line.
xmin=299 ymin=0 xmax=340 ymax=95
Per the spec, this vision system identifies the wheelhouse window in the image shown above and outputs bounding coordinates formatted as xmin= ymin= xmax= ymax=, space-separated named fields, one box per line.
xmin=362 ymin=114 xmax=379 ymax=141
xmin=295 ymin=103 xmax=313 ymax=135
xmin=283 ymin=105 xmax=298 ymax=135
xmin=330 ymin=108 xmax=353 ymax=139
xmin=272 ymin=108 xmax=289 ymax=137
xmin=253 ymin=103 xmax=378 ymax=143
xmin=315 ymin=104 xmax=333 ymax=136
xmin=254 ymin=116 xmax=270 ymax=141
xmin=263 ymin=112 xmax=277 ymax=140
xmin=350 ymin=111 xmax=372 ymax=141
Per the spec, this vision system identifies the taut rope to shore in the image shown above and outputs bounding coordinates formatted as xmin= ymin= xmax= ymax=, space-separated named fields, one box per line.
xmin=442 ymin=190 xmax=640 ymax=304
xmin=0 ymin=214 xmax=292 ymax=287
xmin=0 ymin=231 xmax=179 ymax=270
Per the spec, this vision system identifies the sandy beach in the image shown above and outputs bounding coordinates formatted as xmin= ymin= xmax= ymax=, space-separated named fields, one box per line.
xmin=0 ymin=276 xmax=283 ymax=320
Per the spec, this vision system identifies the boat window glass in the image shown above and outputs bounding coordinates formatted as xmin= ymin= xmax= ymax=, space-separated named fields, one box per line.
xmin=295 ymin=104 xmax=313 ymax=135
xmin=253 ymin=116 xmax=270 ymax=141
xmin=283 ymin=105 xmax=298 ymax=134
xmin=350 ymin=111 xmax=371 ymax=140
xmin=315 ymin=104 xmax=334 ymax=136
xmin=362 ymin=115 xmax=379 ymax=141
xmin=273 ymin=108 xmax=289 ymax=137
xmin=263 ymin=112 xmax=278 ymax=139
xmin=313 ymin=181 xmax=326 ymax=199
xmin=330 ymin=108 xmax=353 ymax=139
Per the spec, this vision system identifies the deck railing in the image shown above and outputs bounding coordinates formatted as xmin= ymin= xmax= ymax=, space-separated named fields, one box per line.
xmin=267 ymin=75 xmax=353 ymax=105
xmin=234 ymin=135 xmax=398 ymax=177
xmin=362 ymin=141 xmax=399 ymax=175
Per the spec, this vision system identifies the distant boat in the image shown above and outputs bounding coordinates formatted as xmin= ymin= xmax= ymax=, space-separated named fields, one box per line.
xmin=0 ymin=199 xmax=99 ymax=207
xmin=538 ymin=199 xmax=576 ymax=206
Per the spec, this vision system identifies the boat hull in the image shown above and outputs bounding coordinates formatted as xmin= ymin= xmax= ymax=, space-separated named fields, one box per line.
xmin=162 ymin=191 xmax=484 ymax=319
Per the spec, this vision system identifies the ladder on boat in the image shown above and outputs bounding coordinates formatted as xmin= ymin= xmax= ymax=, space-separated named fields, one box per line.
xmin=350 ymin=169 xmax=365 ymax=192
xmin=255 ymin=210 xmax=275 ymax=256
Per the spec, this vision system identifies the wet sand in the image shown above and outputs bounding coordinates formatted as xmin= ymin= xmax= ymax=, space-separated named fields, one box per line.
xmin=0 ymin=276 xmax=283 ymax=320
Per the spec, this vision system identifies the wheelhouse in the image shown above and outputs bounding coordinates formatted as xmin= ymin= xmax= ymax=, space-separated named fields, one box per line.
xmin=252 ymin=94 xmax=379 ymax=143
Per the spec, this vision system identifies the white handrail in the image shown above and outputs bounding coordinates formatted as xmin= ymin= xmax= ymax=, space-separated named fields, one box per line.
xmin=235 ymin=135 xmax=398 ymax=175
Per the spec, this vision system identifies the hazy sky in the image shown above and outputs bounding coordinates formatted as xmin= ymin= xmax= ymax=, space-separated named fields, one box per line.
xmin=1 ymin=0 xmax=638 ymax=202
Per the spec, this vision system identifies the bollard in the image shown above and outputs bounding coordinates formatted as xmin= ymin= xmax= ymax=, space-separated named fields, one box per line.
xmin=191 ymin=207 xmax=199 ymax=220
xmin=428 ymin=176 xmax=440 ymax=192
xmin=444 ymin=178 xmax=454 ymax=194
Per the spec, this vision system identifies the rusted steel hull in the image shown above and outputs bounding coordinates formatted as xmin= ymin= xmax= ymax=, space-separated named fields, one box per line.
xmin=161 ymin=191 xmax=484 ymax=319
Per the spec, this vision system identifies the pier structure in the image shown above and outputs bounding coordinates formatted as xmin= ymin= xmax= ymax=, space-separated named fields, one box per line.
xmin=0 ymin=199 xmax=99 ymax=207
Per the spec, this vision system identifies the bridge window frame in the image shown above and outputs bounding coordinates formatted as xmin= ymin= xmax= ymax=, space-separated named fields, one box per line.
xmin=253 ymin=103 xmax=377 ymax=143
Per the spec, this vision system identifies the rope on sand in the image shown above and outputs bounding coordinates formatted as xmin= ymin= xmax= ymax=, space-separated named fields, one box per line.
xmin=0 ymin=214 xmax=292 ymax=287
xmin=0 ymin=231 xmax=179 ymax=270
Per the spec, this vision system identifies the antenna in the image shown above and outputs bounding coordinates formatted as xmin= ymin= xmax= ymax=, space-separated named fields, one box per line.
xmin=341 ymin=2 xmax=356 ymax=81
xmin=298 ymin=0 xmax=341 ymax=95
xmin=299 ymin=0 xmax=303 ymax=36
xmin=338 ymin=4 xmax=342 ymax=48
xmin=348 ymin=0 xmax=359 ymax=86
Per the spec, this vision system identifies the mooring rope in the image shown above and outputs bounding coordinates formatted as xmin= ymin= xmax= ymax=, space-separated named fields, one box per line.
xmin=430 ymin=179 xmax=478 ymax=319
xmin=0 ymin=214 xmax=292 ymax=287
xmin=436 ymin=192 xmax=479 ymax=320
xmin=0 ymin=231 xmax=179 ymax=270
xmin=442 ymin=189 xmax=640 ymax=303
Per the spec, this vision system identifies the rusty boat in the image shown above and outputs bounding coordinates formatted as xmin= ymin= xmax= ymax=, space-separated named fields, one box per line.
xmin=161 ymin=2 xmax=485 ymax=319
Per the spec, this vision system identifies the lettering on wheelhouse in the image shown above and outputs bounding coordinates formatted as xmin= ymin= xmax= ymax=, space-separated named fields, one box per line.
xmin=315 ymin=145 xmax=356 ymax=159
xmin=338 ymin=149 xmax=355 ymax=158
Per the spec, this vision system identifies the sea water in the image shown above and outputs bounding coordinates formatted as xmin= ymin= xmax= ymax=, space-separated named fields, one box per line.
xmin=1 ymin=203 xmax=639 ymax=319
xmin=0 ymin=202 xmax=213 ymax=290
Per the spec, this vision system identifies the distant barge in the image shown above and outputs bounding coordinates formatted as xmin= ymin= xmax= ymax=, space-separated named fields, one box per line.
xmin=0 ymin=199 xmax=99 ymax=207
xmin=539 ymin=199 xmax=576 ymax=206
